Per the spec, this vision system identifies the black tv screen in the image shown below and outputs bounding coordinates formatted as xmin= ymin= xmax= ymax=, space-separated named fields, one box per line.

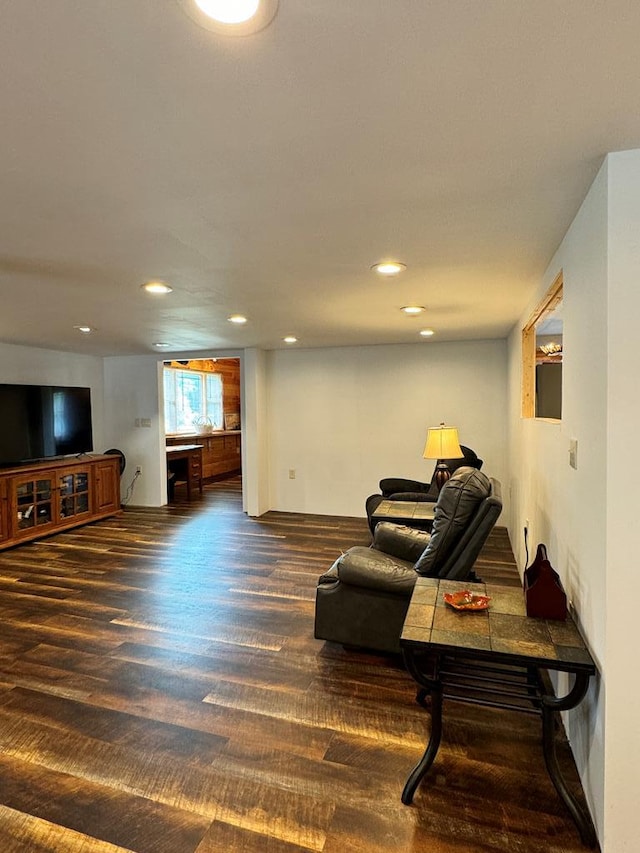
xmin=0 ymin=384 xmax=93 ymax=468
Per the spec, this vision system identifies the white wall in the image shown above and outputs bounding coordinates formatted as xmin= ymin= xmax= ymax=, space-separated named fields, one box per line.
xmin=507 ymin=159 xmax=609 ymax=840
xmin=267 ymin=340 xmax=508 ymax=518
xmin=97 ymin=340 xmax=507 ymax=517
xmin=508 ymin=151 xmax=640 ymax=850
xmin=242 ymin=348 xmax=270 ymax=517
xmin=102 ymin=355 xmax=166 ymax=506
xmin=102 ymin=348 xmax=249 ymax=508
xmin=602 ymin=150 xmax=640 ymax=851
xmin=0 ymin=342 xmax=105 ymax=451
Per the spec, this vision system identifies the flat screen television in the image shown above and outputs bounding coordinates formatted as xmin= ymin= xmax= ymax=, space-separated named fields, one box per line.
xmin=0 ymin=384 xmax=93 ymax=468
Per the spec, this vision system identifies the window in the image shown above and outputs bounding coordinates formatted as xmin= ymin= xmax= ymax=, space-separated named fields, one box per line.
xmin=163 ymin=367 xmax=223 ymax=433
xmin=522 ymin=272 xmax=563 ymax=419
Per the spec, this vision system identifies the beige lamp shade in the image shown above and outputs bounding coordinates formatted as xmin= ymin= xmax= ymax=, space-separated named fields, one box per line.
xmin=423 ymin=424 xmax=464 ymax=460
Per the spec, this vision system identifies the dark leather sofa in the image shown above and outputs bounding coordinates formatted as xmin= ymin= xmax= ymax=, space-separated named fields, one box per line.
xmin=314 ymin=467 xmax=502 ymax=654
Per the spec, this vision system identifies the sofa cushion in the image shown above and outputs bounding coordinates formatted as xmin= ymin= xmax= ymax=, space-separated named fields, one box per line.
xmin=330 ymin=547 xmax=417 ymax=595
xmin=388 ymin=491 xmax=435 ymax=502
xmin=373 ymin=522 xmax=431 ymax=563
xmin=414 ymin=467 xmax=491 ymax=576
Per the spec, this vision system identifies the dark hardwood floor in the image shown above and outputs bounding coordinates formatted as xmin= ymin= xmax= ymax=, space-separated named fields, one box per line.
xmin=0 ymin=478 xmax=596 ymax=852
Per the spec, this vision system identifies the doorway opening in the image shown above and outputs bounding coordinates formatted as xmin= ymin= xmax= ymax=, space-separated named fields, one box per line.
xmin=163 ymin=357 xmax=242 ymax=503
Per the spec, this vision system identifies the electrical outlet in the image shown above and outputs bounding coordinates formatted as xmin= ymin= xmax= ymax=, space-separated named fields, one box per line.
xmin=288 ymin=469 xmax=296 ymax=479
xmin=569 ymin=438 xmax=578 ymax=469
xmin=135 ymin=466 xmax=142 ymax=475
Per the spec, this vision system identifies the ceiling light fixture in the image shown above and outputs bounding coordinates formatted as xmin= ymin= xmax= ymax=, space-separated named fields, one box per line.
xmin=181 ymin=0 xmax=279 ymax=35
xmin=195 ymin=0 xmax=259 ymax=23
xmin=539 ymin=342 xmax=563 ymax=356
xmin=371 ymin=261 xmax=407 ymax=276
xmin=142 ymin=281 xmax=173 ymax=295
xmin=74 ymin=325 xmax=93 ymax=334
xmin=153 ymin=342 xmax=171 ymax=348
xmin=419 ymin=329 xmax=435 ymax=337
xmin=283 ymin=336 xmax=297 ymax=344
xmin=228 ymin=314 xmax=248 ymax=324
xmin=401 ymin=305 xmax=425 ymax=315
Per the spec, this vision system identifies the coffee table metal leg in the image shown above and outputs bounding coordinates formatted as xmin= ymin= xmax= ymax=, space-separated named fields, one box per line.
xmin=415 ymin=687 xmax=430 ymax=708
xmin=402 ymin=682 xmax=443 ymax=804
xmin=540 ymin=672 xmax=597 ymax=847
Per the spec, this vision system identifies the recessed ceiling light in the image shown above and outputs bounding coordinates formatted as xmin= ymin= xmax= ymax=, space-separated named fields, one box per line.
xmin=371 ymin=261 xmax=407 ymax=276
xmin=142 ymin=280 xmax=173 ymax=295
xmin=194 ymin=0 xmax=259 ymax=23
xmin=153 ymin=342 xmax=171 ymax=348
xmin=74 ymin=325 xmax=93 ymax=334
xmin=181 ymin=0 xmax=279 ymax=35
xmin=401 ymin=305 xmax=425 ymax=315
xmin=420 ymin=329 xmax=435 ymax=337
xmin=228 ymin=314 xmax=248 ymax=324
xmin=283 ymin=336 xmax=297 ymax=344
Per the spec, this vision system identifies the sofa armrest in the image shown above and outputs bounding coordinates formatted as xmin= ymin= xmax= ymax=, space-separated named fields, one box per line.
xmin=380 ymin=477 xmax=428 ymax=497
xmin=331 ymin=546 xmax=416 ymax=594
xmin=318 ymin=562 xmax=340 ymax=586
xmin=372 ymin=522 xmax=431 ymax=563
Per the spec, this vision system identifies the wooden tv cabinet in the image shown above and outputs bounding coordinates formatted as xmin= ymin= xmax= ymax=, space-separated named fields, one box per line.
xmin=0 ymin=454 xmax=121 ymax=551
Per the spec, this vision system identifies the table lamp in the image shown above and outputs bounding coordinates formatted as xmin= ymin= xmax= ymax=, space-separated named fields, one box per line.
xmin=423 ymin=423 xmax=464 ymax=492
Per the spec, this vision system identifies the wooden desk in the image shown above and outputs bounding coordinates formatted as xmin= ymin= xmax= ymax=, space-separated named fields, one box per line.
xmin=166 ymin=431 xmax=241 ymax=481
xmin=401 ymin=577 xmax=597 ymax=846
xmin=372 ymin=499 xmax=436 ymax=531
xmin=166 ymin=444 xmax=203 ymax=501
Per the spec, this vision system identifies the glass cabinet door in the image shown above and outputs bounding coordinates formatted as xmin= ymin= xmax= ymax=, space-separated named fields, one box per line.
xmin=0 ymin=479 xmax=8 ymax=543
xmin=16 ymin=478 xmax=54 ymax=531
xmin=58 ymin=470 xmax=91 ymax=520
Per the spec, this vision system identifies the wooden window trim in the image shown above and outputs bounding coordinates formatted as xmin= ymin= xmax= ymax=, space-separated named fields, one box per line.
xmin=522 ymin=271 xmax=563 ymax=419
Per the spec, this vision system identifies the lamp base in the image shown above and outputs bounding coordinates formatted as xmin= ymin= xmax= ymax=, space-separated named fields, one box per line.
xmin=434 ymin=463 xmax=451 ymax=492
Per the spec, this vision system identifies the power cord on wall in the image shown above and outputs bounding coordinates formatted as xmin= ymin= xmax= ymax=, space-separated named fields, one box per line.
xmin=121 ymin=469 xmax=141 ymax=507
xmin=524 ymin=525 xmax=529 ymax=568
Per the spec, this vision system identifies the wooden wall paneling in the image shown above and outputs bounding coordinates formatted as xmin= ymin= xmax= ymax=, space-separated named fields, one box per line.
xmin=167 ymin=358 xmax=241 ymax=420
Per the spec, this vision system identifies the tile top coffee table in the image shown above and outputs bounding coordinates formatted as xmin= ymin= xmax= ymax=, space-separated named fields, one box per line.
xmin=371 ymin=499 xmax=436 ymax=531
xmin=400 ymin=577 xmax=597 ymax=846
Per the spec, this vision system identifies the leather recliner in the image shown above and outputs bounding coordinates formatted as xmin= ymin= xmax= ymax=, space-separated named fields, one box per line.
xmin=365 ymin=445 xmax=483 ymax=533
xmin=314 ymin=467 xmax=502 ymax=654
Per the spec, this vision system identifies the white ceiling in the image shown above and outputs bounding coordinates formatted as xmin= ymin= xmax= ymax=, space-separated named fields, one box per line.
xmin=2 ymin=1 xmax=640 ymax=357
